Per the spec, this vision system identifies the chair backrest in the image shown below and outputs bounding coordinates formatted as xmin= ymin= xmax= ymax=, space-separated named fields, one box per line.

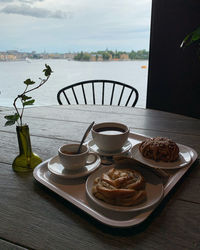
xmin=57 ymin=80 xmax=139 ymax=107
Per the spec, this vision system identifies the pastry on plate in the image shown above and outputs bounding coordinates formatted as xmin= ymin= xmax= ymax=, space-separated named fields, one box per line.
xmin=92 ymin=168 xmax=146 ymax=206
xmin=139 ymin=137 xmax=179 ymax=162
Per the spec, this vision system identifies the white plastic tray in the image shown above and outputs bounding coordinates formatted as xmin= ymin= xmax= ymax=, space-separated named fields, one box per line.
xmin=33 ymin=132 xmax=198 ymax=228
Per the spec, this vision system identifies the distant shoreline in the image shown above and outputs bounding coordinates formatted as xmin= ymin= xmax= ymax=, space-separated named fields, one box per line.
xmin=0 ymin=58 xmax=148 ymax=62
xmin=0 ymin=49 xmax=149 ymax=61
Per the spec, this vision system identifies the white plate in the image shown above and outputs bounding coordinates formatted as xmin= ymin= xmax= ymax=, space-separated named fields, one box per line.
xmin=131 ymin=143 xmax=191 ymax=169
xmin=86 ymin=165 xmax=164 ymax=212
xmin=48 ymin=155 xmax=101 ymax=179
xmin=87 ymin=139 xmax=132 ymax=156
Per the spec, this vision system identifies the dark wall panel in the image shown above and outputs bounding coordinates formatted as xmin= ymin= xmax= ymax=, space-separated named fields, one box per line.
xmin=147 ymin=0 xmax=200 ymax=118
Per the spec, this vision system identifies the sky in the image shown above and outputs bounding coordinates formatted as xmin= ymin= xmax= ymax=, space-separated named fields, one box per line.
xmin=0 ymin=0 xmax=152 ymax=53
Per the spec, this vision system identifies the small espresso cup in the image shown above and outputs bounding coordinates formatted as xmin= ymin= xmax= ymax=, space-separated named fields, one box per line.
xmin=91 ymin=122 xmax=129 ymax=152
xmin=58 ymin=144 xmax=97 ymax=171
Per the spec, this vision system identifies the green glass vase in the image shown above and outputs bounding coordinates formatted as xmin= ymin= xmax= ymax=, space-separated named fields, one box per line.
xmin=12 ymin=125 xmax=42 ymax=172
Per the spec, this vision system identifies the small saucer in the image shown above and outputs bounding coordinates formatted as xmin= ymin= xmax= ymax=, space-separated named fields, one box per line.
xmin=47 ymin=155 xmax=101 ymax=179
xmin=87 ymin=140 xmax=132 ymax=156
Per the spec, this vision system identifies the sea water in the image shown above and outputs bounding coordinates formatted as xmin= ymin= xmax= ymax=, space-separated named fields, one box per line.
xmin=0 ymin=59 xmax=148 ymax=108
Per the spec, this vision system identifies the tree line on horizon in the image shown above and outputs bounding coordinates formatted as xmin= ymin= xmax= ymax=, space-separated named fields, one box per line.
xmin=74 ymin=49 xmax=149 ymax=61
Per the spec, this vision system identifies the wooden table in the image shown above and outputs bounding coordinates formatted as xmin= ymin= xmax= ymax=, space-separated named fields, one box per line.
xmin=0 ymin=105 xmax=200 ymax=250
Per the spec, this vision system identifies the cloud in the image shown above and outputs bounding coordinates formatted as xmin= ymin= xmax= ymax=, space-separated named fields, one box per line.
xmin=0 ymin=0 xmax=151 ymax=51
xmin=0 ymin=0 xmax=14 ymax=2
xmin=0 ymin=3 xmax=71 ymax=19
xmin=0 ymin=0 xmax=44 ymax=2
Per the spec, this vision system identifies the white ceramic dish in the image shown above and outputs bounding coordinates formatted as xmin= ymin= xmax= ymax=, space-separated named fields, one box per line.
xmin=131 ymin=143 xmax=192 ymax=169
xmin=33 ymin=132 xmax=198 ymax=228
xmin=88 ymin=139 xmax=132 ymax=156
xmin=48 ymin=155 xmax=101 ymax=179
xmin=86 ymin=165 xmax=164 ymax=212
xmin=131 ymin=143 xmax=191 ymax=169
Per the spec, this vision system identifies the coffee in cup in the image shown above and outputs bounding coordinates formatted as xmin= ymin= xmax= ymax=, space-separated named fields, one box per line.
xmin=91 ymin=122 xmax=129 ymax=152
xmin=58 ymin=144 xmax=97 ymax=170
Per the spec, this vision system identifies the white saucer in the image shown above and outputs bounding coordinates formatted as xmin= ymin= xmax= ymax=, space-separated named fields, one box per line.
xmin=131 ymin=143 xmax=191 ymax=169
xmin=47 ymin=155 xmax=101 ymax=179
xmin=87 ymin=140 xmax=132 ymax=156
xmin=86 ymin=165 xmax=164 ymax=212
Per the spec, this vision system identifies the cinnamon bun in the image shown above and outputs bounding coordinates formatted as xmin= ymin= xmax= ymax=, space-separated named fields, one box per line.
xmin=139 ymin=137 xmax=179 ymax=162
xmin=92 ymin=168 xmax=146 ymax=206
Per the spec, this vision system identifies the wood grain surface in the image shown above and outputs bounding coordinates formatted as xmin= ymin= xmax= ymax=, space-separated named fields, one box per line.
xmin=0 ymin=105 xmax=199 ymax=250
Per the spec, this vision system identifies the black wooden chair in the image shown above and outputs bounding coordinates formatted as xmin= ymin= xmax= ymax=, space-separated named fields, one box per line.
xmin=57 ymin=79 xmax=139 ymax=107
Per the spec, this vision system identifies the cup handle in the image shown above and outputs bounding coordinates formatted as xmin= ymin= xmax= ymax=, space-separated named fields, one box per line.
xmin=86 ymin=152 xmax=98 ymax=165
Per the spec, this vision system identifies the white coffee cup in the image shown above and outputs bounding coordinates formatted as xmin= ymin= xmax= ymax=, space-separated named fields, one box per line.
xmin=58 ymin=144 xmax=97 ymax=170
xmin=91 ymin=122 xmax=129 ymax=152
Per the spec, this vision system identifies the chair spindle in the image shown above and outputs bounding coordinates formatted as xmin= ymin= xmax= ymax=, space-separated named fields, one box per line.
xmin=118 ymin=86 xmax=125 ymax=106
xmin=72 ymin=87 xmax=79 ymax=104
xmin=102 ymin=81 xmax=105 ymax=105
xmin=81 ymin=84 xmax=87 ymax=104
xmin=63 ymin=91 xmax=70 ymax=104
xmin=92 ymin=82 xmax=95 ymax=104
xmin=125 ymin=89 xmax=133 ymax=106
xmin=110 ymin=83 xmax=115 ymax=105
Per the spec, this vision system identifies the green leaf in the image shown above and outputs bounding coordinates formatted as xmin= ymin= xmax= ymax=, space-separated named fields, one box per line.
xmin=23 ymin=99 xmax=35 ymax=106
xmin=24 ymin=78 xmax=35 ymax=85
xmin=181 ymin=26 xmax=200 ymax=47
xmin=43 ymin=64 xmax=53 ymax=76
xmin=4 ymin=113 xmax=19 ymax=121
xmin=21 ymin=95 xmax=32 ymax=101
xmin=4 ymin=113 xmax=19 ymax=126
xmin=5 ymin=120 xmax=16 ymax=126
xmin=192 ymin=27 xmax=200 ymax=41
